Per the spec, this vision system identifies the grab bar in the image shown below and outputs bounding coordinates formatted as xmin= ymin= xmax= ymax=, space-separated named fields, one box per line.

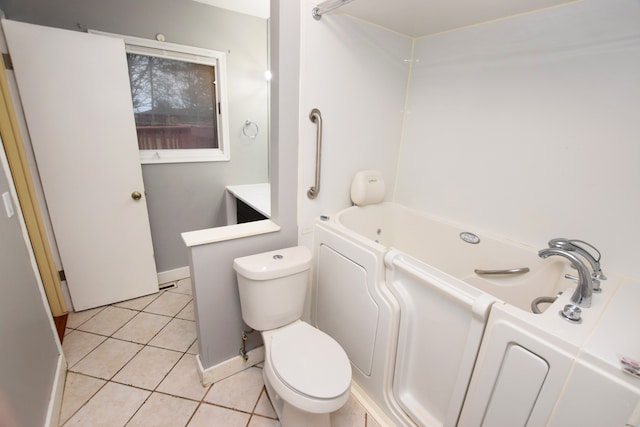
xmin=307 ymin=108 xmax=323 ymax=199
xmin=474 ymin=267 xmax=530 ymax=276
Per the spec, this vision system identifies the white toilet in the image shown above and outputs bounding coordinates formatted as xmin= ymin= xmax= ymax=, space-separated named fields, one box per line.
xmin=233 ymin=246 xmax=352 ymax=427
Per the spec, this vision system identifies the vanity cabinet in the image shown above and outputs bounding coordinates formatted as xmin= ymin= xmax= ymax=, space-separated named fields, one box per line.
xmin=236 ymin=198 xmax=267 ymax=223
xmin=225 ymin=183 xmax=270 ymax=225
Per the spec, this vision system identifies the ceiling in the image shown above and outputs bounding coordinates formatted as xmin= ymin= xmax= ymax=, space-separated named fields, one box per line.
xmin=190 ymin=0 xmax=579 ymax=37
xmin=192 ymin=0 xmax=270 ymax=19
xmin=330 ymin=0 xmax=579 ymax=38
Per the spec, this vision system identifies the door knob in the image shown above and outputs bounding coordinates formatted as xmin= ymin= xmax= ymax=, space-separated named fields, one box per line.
xmin=131 ymin=191 xmax=142 ymax=201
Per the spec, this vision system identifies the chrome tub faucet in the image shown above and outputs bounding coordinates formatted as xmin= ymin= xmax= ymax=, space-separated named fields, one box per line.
xmin=538 ymin=248 xmax=593 ymax=308
xmin=548 ymin=238 xmax=606 ymax=292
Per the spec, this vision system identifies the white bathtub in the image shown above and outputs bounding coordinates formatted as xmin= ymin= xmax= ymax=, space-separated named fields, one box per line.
xmin=335 ymin=202 xmax=571 ymax=312
xmin=312 ymin=202 xmax=574 ymax=427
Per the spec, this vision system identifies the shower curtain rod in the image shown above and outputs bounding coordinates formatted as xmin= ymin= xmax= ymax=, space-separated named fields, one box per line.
xmin=312 ymin=0 xmax=356 ymax=20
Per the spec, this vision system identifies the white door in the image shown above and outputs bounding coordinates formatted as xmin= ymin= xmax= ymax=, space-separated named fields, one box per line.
xmin=3 ymin=20 xmax=159 ymax=310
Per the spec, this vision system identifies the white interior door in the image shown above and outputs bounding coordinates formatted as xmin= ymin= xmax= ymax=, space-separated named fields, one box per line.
xmin=3 ymin=19 xmax=159 ymax=311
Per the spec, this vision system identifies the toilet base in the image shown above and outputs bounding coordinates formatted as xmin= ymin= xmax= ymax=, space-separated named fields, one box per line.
xmin=263 ymin=368 xmax=332 ymax=427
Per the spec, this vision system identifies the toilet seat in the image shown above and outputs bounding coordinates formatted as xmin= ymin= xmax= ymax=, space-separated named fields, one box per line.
xmin=270 ymin=322 xmax=351 ymax=400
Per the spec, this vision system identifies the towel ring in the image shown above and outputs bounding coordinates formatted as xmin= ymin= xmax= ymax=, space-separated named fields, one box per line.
xmin=242 ymin=120 xmax=259 ymax=139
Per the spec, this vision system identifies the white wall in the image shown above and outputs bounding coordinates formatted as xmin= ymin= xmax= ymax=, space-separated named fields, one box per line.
xmin=298 ymin=0 xmax=412 ymax=239
xmin=394 ymin=0 xmax=640 ymax=279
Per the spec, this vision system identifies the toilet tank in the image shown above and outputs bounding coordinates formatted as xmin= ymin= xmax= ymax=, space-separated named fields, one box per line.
xmin=233 ymin=246 xmax=312 ymax=331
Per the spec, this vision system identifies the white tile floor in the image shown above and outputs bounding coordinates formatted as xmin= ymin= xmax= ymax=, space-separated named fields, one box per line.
xmin=60 ymin=278 xmax=382 ymax=427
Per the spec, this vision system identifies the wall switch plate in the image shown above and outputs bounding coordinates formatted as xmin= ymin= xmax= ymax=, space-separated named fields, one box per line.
xmin=2 ymin=191 xmax=15 ymax=218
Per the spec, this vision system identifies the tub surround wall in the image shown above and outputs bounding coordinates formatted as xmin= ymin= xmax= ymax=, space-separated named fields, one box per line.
xmin=298 ymin=0 xmax=412 ymax=241
xmin=297 ymin=0 xmax=640 ymax=281
xmin=394 ymin=0 xmax=640 ymax=279
xmin=300 ymin=3 xmax=640 ymax=422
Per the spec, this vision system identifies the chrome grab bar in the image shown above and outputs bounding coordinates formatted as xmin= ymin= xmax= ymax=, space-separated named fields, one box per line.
xmin=307 ymin=108 xmax=323 ymax=199
xmin=474 ymin=267 xmax=530 ymax=276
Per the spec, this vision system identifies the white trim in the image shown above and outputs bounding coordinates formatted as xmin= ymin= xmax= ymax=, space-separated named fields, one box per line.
xmin=88 ymin=30 xmax=231 ymax=165
xmin=182 ymin=219 xmax=280 ymax=247
xmin=157 ymin=266 xmax=191 ymax=285
xmin=196 ymin=346 xmax=265 ymax=386
xmin=139 ymin=149 xmax=230 ymax=164
xmin=350 ymin=381 xmax=397 ymax=427
xmin=90 ymin=31 xmax=223 ymax=60
xmin=44 ymin=354 xmax=67 ymax=427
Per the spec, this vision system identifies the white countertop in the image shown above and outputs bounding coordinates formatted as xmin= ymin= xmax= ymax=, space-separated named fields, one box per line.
xmin=226 ymin=183 xmax=271 ymax=217
xmin=181 ymin=219 xmax=280 ymax=247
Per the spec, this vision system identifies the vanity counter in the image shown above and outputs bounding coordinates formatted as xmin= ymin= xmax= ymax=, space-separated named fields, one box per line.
xmin=226 ymin=183 xmax=271 ymax=218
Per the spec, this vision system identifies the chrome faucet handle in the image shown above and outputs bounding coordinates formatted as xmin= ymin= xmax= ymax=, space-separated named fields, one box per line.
xmin=569 ymin=239 xmax=601 ymax=262
xmin=569 ymin=239 xmax=607 ymax=280
xmin=565 ymin=273 xmax=601 ymax=293
xmin=548 ymin=238 xmax=606 ymax=281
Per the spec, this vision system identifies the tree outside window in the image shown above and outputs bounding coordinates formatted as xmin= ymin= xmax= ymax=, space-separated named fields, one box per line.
xmin=126 ymin=53 xmax=218 ymax=151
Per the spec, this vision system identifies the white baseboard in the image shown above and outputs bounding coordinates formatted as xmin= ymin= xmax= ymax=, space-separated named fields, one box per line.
xmin=350 ymin=381 xmax=396 ymax=427
xmin=196 ymin=346 xmax=265 ymax=386
xmin=45 ymin=354 xmax=67 ymax=427
xmin=157 ymin=266 xmax=190 ymax=285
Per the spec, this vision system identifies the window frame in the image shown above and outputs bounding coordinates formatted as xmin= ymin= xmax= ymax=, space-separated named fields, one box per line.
xmin=90 ymin=31 xmax=231 ymax=164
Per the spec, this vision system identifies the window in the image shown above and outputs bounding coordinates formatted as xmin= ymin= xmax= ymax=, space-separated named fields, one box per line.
xmin=92 ymin=31 xmax=230 ymax=163
xmin=127 ymin=54 xmax=218 ymax=150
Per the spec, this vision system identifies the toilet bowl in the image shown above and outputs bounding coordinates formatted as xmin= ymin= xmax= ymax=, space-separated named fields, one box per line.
xmin=233 ymin=246 xmax=352 ymax=427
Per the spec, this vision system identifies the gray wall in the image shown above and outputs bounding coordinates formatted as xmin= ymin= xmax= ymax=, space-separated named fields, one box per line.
xmin=0 ymin=0 xmax=270 ymax=273
xmin=0 ymin=144 xmax=60 ymax=427
xmin=188 ymin=0 xmax=300 ymax=370
xmin=0 ymin=0 xmax=291 ymax=373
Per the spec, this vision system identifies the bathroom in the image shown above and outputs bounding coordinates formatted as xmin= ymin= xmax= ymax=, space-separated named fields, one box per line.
xmin=1 ymin=0 xmax=639 ymax=425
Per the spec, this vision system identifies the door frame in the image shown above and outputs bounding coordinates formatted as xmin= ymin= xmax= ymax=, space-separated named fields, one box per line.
xmin=0 ymin=52 xmax=67 ymax=317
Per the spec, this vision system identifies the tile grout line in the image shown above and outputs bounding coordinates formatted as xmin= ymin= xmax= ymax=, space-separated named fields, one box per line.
xmin=156 ymin=283 xmax=279 ymax=425
xmin=61 ymin=292 xmax=163 ymax=426
xmin=62 ymin=283 xmax=282 ymax=427
xmin=65 ymin=295 xmax=165 ymax=375
xmin=120 ymin=336 xmax=201 ymax=426
xmin=61 ymin=289 xmax=168 ymax=425
xmin=59 ymin=374 xmax=108 ymax=426
xmin=87 ymin=286 xmax=203 ymax=426
xmin=105 ymin=288 xmax=195 ymax=382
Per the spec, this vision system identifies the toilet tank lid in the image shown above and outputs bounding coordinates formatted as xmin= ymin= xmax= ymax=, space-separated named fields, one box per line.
xmin=233 ymin=246 xmax=312 ymax=280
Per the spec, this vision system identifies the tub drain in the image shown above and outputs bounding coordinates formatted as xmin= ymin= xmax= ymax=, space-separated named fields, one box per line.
xmin=460 ymin=232 xmax=480 ymax=244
